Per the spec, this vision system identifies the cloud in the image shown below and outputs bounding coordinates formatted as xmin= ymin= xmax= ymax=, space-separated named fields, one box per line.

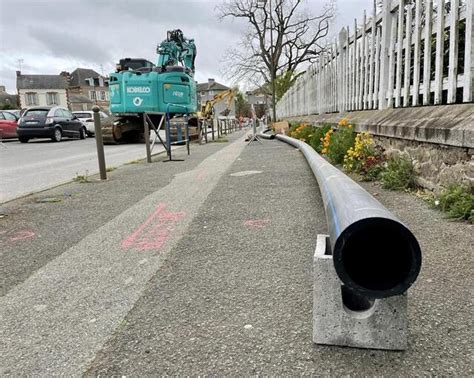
xmin=28 ymin=26 xmax=113 ymax=63
xmin=0 ymin=0 xmax=374 ymax=93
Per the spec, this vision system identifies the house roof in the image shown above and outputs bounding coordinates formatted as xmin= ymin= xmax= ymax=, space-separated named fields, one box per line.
xmin=69 ymin=68 xmax=103 ymax=87
xmin=196 ymin=81 xmax=230 ymax=92
xmin=17 ymin=74 xmax=68 ymax=90
xmin=69 ymin=93 xmax=93 ymax=103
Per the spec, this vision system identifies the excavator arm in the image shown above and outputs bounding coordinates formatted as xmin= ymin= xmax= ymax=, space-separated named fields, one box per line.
xmin=157 ymin=29 xmax=196 ymax=72
xmin=201 ymin=89 xmax=235 ymax=119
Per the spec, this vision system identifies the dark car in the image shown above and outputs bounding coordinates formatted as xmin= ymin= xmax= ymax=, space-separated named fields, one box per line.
xmin=0 ymin=110 xmax=19 ymax=139
xmin=17 ymin=106 xmax=86 ymax=143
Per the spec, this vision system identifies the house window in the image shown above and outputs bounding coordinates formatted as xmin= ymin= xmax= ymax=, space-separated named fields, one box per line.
xmin=25 ymin=92 xmax=38 ymax=106
xmin=89 ymin=90 xmax=97 ymax=101
xmin=46 ymin=92 xmax=59 ymax=105
xmin=99 ymin=91 xmax=107 ymax=101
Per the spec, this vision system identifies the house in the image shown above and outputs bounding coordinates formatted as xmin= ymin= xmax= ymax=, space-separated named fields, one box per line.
xmin=0 ymin=86 xmax=19 ymax=109
xmin=67 ymin=68 xmax=109 ymax=111
xmin=16 ymin=71 xmax=69 ymax=108
xmin=197 ymin=78 xmax=230 ymax=108
xmin=246 ymin=87 xmax=270 ymax=118
xmin=197 ymin=78 xmax=235 ymax=116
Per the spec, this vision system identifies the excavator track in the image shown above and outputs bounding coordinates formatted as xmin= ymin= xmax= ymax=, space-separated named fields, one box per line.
xmin=101 ymin=115 xmax=144 ymax=144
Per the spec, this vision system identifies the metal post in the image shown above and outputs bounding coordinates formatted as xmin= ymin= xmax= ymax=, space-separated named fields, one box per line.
xmin=92 ymin=106 xmax=107 ymax=180
xmin=212 ymin=118 xmax=215 ymax=141
xmin=185 ymin=114 xmax=190 ymax=155
xmin=143 ymin=113 xmax=152 ymax=163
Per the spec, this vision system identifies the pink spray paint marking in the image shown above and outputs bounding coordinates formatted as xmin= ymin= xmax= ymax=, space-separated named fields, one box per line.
xmin=244 ymin=219 xmax=270 ymax=229
xmin=121 ymin=204 xmax=185 ymax=251
xmin=9 ymin=230 xmax=36 ymax=241
xmin=196 ymin=170 xmax=207 ymax=182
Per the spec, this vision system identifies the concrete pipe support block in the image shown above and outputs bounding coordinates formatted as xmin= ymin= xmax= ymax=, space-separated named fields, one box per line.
xmin=313 ymin=234 xmax=408 ymax=350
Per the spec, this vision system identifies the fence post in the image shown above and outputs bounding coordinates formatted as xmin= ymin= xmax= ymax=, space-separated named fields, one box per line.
xmin=423 ymin=0 xmax=433 ymax=105
xmin=447 ymin=0 xmax=460 ymax=104
xmin=464 ymin=0 xmax=473 ymax=102
xmin=379 ymin=0 xmax=394 ymax=109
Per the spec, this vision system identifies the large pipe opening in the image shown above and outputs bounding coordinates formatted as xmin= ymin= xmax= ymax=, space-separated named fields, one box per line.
xmin=334 ymin=218 xmax=422 ymax=299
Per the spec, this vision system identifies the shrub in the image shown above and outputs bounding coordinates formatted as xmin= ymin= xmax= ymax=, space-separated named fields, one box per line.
xmin=308 ymin=123 xmax=331 ymax=153
xmin=380 ymin=156 xmax=416 ymax=190
xmin=289 ymin=123 xmax=314 ymax=142
xmin=322 ymin=119 xmax=355 ymax=165
xmin=343 ymin=132 xmax=376 ymax=172
xmin=434 ymin=185 xmax=474 ymax=222
xmin=361 ymin=154 xmax=387 ymax=181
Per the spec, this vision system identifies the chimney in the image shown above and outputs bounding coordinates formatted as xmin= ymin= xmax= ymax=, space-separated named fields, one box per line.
xmin=16 ymin=70 xmax=21 ymax=77
xmin=207 ymin=78 xmax=215 ymax=89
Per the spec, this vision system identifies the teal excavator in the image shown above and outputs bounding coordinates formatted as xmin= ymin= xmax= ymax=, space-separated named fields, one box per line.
xmin=102 ymin=29 xmax=198 ymax=144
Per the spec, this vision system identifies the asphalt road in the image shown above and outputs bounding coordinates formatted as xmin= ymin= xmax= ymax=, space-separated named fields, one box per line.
xmin=0 ymin=136 xmax=166 ymax=203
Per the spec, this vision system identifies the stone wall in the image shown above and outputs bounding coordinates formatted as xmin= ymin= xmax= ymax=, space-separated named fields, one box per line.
xmin=283 ymin=104 xmax=474 ymax=191
xmin=373 ymin=137 xmax=472 ymax=191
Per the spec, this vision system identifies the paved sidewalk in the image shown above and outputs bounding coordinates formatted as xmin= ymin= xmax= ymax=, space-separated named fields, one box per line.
xmin=1 ymin=132 xmax=472 ymax=375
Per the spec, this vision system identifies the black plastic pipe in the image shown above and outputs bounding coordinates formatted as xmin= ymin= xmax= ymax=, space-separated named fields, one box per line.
xmin=276 ymin=134 xmax=422 ymax=299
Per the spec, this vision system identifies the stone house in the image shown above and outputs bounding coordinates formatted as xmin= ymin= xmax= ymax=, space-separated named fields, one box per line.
xmin=197 ymin=78 xmax=235 ymax=116
xmin=16 ymin=71 xmax=69 ymax=108
xmin=67 ymin=68 xmax=109 ymax=111
xmin=0 ymin=85 xmax=19 ymax=109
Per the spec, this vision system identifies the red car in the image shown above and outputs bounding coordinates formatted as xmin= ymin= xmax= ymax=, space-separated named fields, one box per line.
xmin=0 ymin=111 xmax=19 ymax=139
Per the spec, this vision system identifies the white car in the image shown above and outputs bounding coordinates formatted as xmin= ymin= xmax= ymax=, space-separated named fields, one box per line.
xmin=72 ymin=110 xmax=109 ymax=136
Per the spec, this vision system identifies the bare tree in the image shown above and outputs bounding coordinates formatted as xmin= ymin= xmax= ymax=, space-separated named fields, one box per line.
xmin=218 ymin=0 xmax=335 ymax=120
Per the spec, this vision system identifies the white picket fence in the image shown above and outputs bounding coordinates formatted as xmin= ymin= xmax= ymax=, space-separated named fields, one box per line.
xmin=276 ymin=0 xmax=473 ymax=118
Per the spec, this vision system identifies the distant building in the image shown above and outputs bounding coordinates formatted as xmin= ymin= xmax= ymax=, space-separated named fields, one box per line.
xmin=197 ymin=78 xmax=235 ymax=116
xmin=16 ymin=71 xmax=69 ymax=108
xmin=197 ymin=78 xmax=230 ymax=108
xmin=68 ymin=68 xmax=109 ymax=111
xmin=246 ymin=87 xmax=270 ymax=118
xmin=0 ymin=85 xmax=19 ymax=109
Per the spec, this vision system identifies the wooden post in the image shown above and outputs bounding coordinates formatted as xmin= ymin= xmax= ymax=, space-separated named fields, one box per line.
xmin=434 ymin=0 xmax=445 ymax=105
xmin=395 ymin=0 xmax=404 ymax=108
xmin=463 ymin=0 xmax=473 ymax=102
xmin=360 ymin=11 xmax=366 ymax=110
xmin=412 ymin=0 xmax=422 ymax=106
xmin=387 ymin=14 xmax=397 ymax=108
xmin=374 ymin=26 xmax=381 ymax=109
xmin=423 ymin=0 xmax=433 ymax=105
xmin=447 ymin=0 xmax=459 ymax=104
xmin=369 ymin=0 xmax=377 ymax=109
xmin=403 ymin=4 xmax=413 ymax=106
xmin=379 ymin=0 xmax=394 ymax=109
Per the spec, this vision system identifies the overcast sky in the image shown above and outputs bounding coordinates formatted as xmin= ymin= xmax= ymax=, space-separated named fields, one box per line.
xmin=0 ymin=0 xmax=372 ymax=93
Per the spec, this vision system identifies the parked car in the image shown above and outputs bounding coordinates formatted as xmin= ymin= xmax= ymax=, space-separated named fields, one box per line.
xmin=72 ymin=110 xmax=109 ymax=136
xmin=0 ymin=110 xmax=19 ymax=139
xmin=4 ymin=109 xmax=21 ymax=118
xmin=17 ymin=106 xmax=86 ymax=143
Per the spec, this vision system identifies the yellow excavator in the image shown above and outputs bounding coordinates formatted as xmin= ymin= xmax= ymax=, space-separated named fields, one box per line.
xmin=200 ymin=89 xmax=235 ymax=120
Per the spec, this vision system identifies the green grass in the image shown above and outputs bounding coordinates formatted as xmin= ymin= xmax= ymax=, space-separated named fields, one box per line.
xmin=73 ymin=171 xmax=91 ymax=183
xmin=106 ymin=166 xmax=116 ymax=172
xmin=433 ymin=185 xmax=474 ymax=222
xmin=380 ymin=156 xmax=416 ymax=190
